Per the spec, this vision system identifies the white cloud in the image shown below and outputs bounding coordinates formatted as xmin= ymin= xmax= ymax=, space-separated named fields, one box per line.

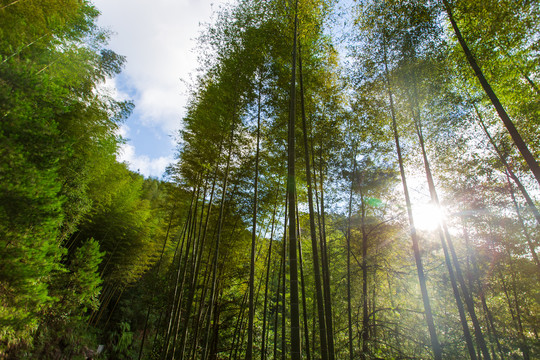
xmin=117 ymin=143 xmax=173 ymax=178
xmin=116 ymin=123 xmax=130 ymax=139
xmin=115 ymin=123 xmax=172 ymax=178
xmin=93 ymin=0 xmax=219 ymax=134
xmin=95 ymin=76 xmax=131 ymax=102
xmin=92 ymin=0 xmax=233 ymax=177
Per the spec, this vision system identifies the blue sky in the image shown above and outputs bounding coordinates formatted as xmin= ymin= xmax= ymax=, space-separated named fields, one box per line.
xmin=91 ymin=0 xmax=444 ymax=226
xmin=93 ymin=0 xmax=228 ymax=178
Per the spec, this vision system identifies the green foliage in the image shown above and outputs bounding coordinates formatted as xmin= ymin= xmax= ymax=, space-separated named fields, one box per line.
xmin=106 ymin=321 xmax=134 ymax=359
xmin=63 ymin=239 xmax=104 ymax=314
xmin=2 ymin=0 xmax=539 ymax=359
xmin=0 ymin=0 xmax=136 ymax=355
xmin=28 ymin=239 xmax=103 ymax=359
xmin=79 ymin=162 xmax=163 ymax=286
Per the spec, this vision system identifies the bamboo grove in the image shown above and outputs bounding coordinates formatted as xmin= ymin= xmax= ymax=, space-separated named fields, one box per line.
xmin=1 ymin=0 xmax=539 ymax=359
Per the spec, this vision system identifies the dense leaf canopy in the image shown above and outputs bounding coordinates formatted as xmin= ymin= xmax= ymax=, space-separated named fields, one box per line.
xmin=0 ymin=0 xmax=538 ymax=359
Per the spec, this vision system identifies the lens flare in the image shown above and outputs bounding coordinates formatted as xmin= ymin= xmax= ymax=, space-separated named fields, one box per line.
xmin=413 ymin=203 xmax=445 ymax=231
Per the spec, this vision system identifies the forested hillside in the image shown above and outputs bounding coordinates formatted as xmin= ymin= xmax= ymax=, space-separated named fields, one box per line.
xmin=0 ymin=0 xmax=538 ymax=359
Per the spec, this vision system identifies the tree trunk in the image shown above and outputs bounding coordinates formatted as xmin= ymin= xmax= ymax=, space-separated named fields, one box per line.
xmin=161 ymin=193 xmax=195 ymax=359
xmin=296 ymin=200 xmax=311 ymax=360
xmin=202 ymin=120 xmax=236 ymax=360
xmin=383 ymin=40 xmax=442 ymax=360
xmin=287 ymin=0 xmax=301 ymax=358
xmin=281 ymin=194 xmax=288 ymax=360
xmin=138 ymin=202 xmax=177 ymax=360
xmin=359 ymin=185 xmax=369 ymax=359
xmin=168 ymin=184 xmax=202 ymax=358
xmin=261 ymin=197 xmax=279 ymax=360
xmin=247 ymin=71 xmax=262 ymax=360
xmin=443 ymin=0 xmax=540 ymax=187
xmin=346 ymin=146 xmax=356 ymax=360
xmin=412 ymin=117 xmax=477 ymax=360
xmin=299 ymin=42 xmax=328 ymax=360
xmin=191 ymin=251 xmax=215 ymax=359
xmin=505 ymin=172 xmax=540 ymax=273
xmin=274 ymin=253 xmax=283 ymax=360
xmin=317 ymin=159 xmax=335 ymax=360
xmin=498 ymin=266 xmax=530 ymax=360
xmin=231 ymin=291 xmax=249 ymax=359
xmin=472 ymin=103 xmax=540 ymax=226
xmin=210 ymin=292 xmax=222 ymax=360
xmin=178 ymin=166 xmax=219 ymax=359
xmin=507 ymin=251 xmax=531 ymax=360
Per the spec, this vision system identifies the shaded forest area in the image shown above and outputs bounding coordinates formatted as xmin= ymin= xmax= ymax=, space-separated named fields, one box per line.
xmin=0 ymin=0 xmax=539 ymax=359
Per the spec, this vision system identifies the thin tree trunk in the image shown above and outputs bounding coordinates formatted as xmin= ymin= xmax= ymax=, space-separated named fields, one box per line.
xmin=413 ymin=101 xmax=491 ymax=358
xmin=99 ymin=234 xmax=120 ymax=278
xmin=287 ymin=0 xmax=301 ymax=358
xmin=281 ymin=200 xmax=288 ymax=360
xmin=261 ymin=196 xmax=279 ymax=360
xmin=168 ymin=184 xmax=202 ymax=358
xmin=299 ymin=42 xmax=328 ymax=360
xmin=480 ymin=290 xmax=504 ymax=360
xmin=274 ymin=254 xmax=283 ymax=360
xmin=318 ymin=158 xmax=335 ymax=360
xmin=444 ymin=224 xmax=491 ymax=360
xmin=359 ymin=184 xmax=370 ymax=359
xmin=443 ymin=0 xmax=540 ymax=187
xmin=507 ymin=250 xmax=531 ymax=360
xmin=491 ymin=37 xmax=540 ymax=97
xmin=231 ymin=291 xmax=249 ymax=359
xmin=408 ymin=45 xmax=491 ymax=357
xmin=472 ymin=103 xmax=540 ymax=226
xmin=296 ymin=200 xmax=311 ymax=360
xmin=138 ymin=202 xmax=177 ymax=360
xmin=178 ymin=166 xmax=219 ymax=359
xmin=165 ymin=183 xmax=202 ymax=358
xmin=386 ymin=272 xmax=403 ymax=359
xmin=103 ymin=287 xmax=125 ymax=329
xmin=412 ymin=119 xmax=477 ymax=360
xmin=505 ymin=172 xmax=540 ymax=273
xmin=346 ymin=146 xmax=357 ymax=360
xmin=1 ymin=33 xmax=49 ymax=64
xmin=87 ymin=284 xmax=111 ymax=326
xmin=235 ymin=303 xmax=249 ymax=360
xmin=92 ymin=286 xmax=115 ymax=327
xmin=382 ymin=40 xmax=442 ymax=360
xmin=467 ymin=226 xmax=500 ymax=360
xmin=477 ymin=285 xmax=503 ymax=357
xmin=202 ymin=119 xmax=236 ymax=360
xmin=0 ymin=0 xmax=23 ymax=10
xmin=247 ymin=72 xmax=262 ymax=360
xmin=210 ymin=291 xmax=222 ymax=360
xmin=190 ymin=250 xmax=214 ymax=359
xmin=160 ymin=188 xmax=197 ymax=357
xmin=371 ymin=278 xmax=376 ymax=347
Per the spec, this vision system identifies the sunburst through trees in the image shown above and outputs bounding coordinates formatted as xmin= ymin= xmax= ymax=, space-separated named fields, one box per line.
xmin=0 ymin=0 xmax=539 ymax=359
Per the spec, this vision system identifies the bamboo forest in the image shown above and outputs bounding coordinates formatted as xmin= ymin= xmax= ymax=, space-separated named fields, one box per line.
xmin=1 ymin=0 xmax=539 ymax=359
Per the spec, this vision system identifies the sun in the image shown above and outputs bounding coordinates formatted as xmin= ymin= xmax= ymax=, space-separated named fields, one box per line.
xmin=413 ymin=202 xmax=445 ymax=231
